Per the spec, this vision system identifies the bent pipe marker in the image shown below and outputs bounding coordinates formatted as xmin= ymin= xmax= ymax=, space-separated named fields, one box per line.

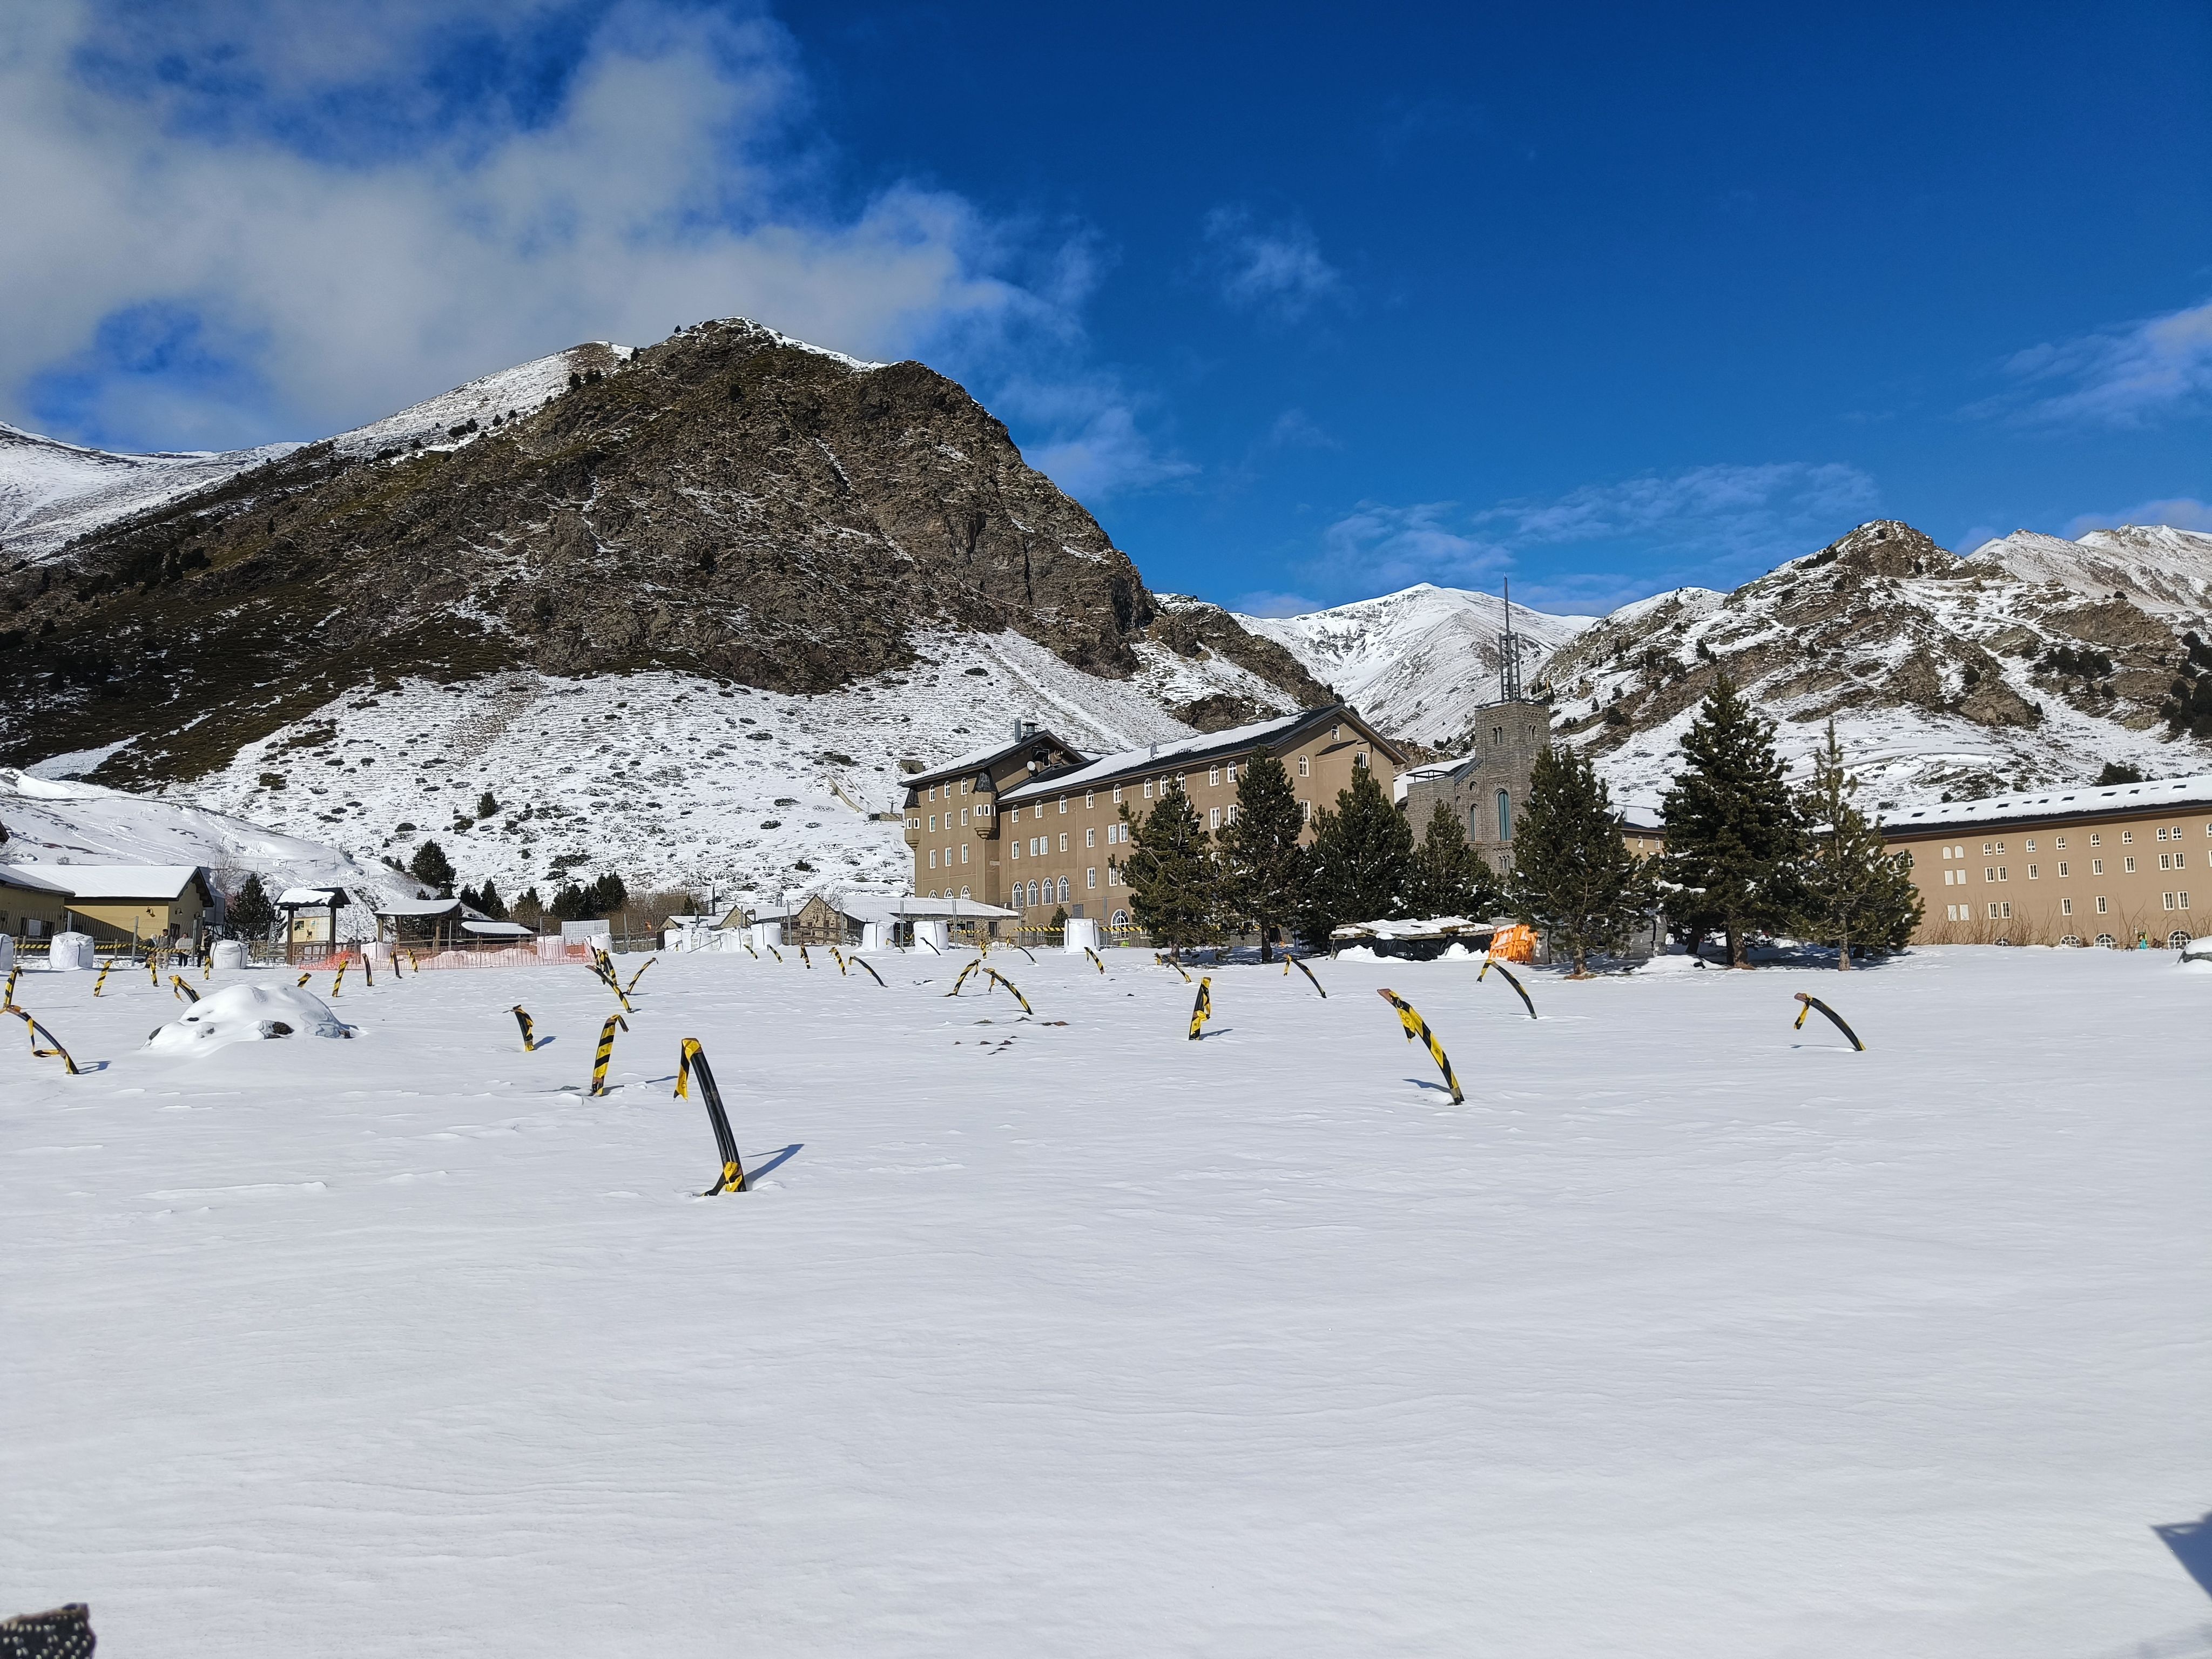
xmin=1156 ymin=952 xmax=1192 ymax=983
xmin=588 ymin=1014 xmax=628 ymax=1097
xmin=1287 ymin=956 xmax=1327 ymax=999
xmin=1083 ymin=946 xmax=1107 ymax=975
xmin=296 ymin=972 xmax=313 ymax=988
xmin=1793 ymin=993 xmax=1865 ymax=1052
xmin=1478 ymin=957 xmax=1538 ymax=1020
xmin=92 ymin=960 xmax=113 ymax=998
xmin=983 ymin=968 xmax=1033 ymax=1016
xmin=2 ymin=963 xmax=18 ymax=1009
xmin=945 ymin=958 xmax=982 ymax=998
xmin=360 ymin=953 xmax=374 ymax=988
xmin=830 ymin=947 xmax=849 ymax=976
xmin=852 ymin=956 xmax=885 ymax=987
xmin=799 ymin=946 xmax=814 ymax=970
xmin=1188 ymin=976 xmax=1214 ymax=1041
xmin=624 ymin=957 xmax=656 ymax=996
xmin=677 ymin=1038 xmax=747 ymax=1195
xmin=10 ymin=1008 xmax=81 ymax=1075
xmin=511 ymin=1006 xmax=537 ymax=1053
xmin=1375 ymin=988 xmax=1466 ymax=1104
xmin=330 ymin=961 xmax=347 ymax=999
xmin=170 ymin=975 xmax=199 ymax=1004
xmin=766 ymin=944 xmax=784 ymax=963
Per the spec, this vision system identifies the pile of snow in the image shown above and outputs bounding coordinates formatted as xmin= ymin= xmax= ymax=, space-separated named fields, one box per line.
xmin=145 ymin=982 xmax=349 ymax=1053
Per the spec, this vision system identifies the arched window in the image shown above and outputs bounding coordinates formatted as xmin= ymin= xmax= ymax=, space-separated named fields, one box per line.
xmin=1110 ymin=909 xmax=1129 ymax=928
xmin=1057 ymin=877 xmax=1070 ymax=902
xmin=1028 ymin=880 xmax=1039 ymax=906
xmin=2094 ymin=933 xmax=2115 ymax=948
xmin=1495 ymin=788 xmax=1512 ymax=841
xmin=960 ymin=886 xmax=971 ymax=899
xmin=2169 ymin=930 xmax=2191 ymax=948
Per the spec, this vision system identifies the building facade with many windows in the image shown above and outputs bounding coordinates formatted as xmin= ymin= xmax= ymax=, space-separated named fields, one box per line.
xmin=905 ymin=706 xmax=1404 ymax=925
xmin=1884 ymin=771 xmax=2212 ymax=947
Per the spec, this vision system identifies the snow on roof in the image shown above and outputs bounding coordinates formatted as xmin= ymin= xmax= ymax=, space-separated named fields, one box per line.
xmin=1880 ymin=771 xmax=2212 ymax=833
xmin=36 ymin=865 xmax=206 ymax=900
xmin=874 ymin=896 xmax=1020 ymax=920
xmin=0 ymin=864 xmax=74 ymax=894
xmin=1000 ymin=707 xmax=1361 ymax=802
xmin=373 ymin=897 xmax=467 ymax=918
xmin=1620 ymin=801 xmax=1665 ymax=832
xmin=903 ymin=729 xmax=1078 ymax=788
xmin=460 ymin=920 xmax=534 ymax=938
xmin=276 ymin=886 xmax=348 ymax=907
xmin=1330 ymin=915 xmax=1502 ymax=941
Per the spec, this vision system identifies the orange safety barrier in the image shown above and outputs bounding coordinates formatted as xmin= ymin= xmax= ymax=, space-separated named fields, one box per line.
xmin=1488 ymin=923 xmax=1536 ymax=963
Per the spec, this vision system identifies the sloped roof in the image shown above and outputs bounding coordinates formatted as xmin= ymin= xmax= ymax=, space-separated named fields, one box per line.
xmin=902 ymin=727 xmax=1082 ymax=790
xmin=1000 ymin=705 xmax=1400 ymax=804
xmin=0 ymin=865 xmax=74 ymax=895
xmin=32 ymin=864 xmax=210 ymax=901
xmin=1881 ymin=771 xmax=2212 ymax=834
xmin=276 ymin=886 xmax=348 ymax=907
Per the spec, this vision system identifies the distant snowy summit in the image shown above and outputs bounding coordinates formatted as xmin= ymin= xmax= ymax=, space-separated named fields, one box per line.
xmin=1968 ymin=523 xmax=2212 ymax=633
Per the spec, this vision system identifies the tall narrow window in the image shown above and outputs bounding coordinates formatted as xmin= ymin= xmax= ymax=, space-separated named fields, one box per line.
xmin=1496 ymin=789 xmax=1512 ymax=841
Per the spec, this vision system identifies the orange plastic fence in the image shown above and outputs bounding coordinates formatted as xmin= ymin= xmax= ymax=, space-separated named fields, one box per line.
xmin=1488 ymin=923 xmax=1536 ymax=963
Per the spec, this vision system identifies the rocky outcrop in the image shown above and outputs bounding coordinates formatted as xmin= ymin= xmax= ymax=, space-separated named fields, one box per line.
xmin=0 ymin=320 xmax=1316 ymax=785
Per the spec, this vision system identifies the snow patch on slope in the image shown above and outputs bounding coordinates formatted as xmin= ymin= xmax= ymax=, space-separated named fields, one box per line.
xmin=1971 ymin=524 xmax=2212 ymax=632
xmin=0 ymin=424 xmax=298 ymax=562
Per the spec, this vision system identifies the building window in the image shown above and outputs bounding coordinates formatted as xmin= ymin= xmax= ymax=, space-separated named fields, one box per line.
xmin=1984 ymin=867 xmax=1995 ymax=882
xmin=2027 ymin=865 xmax=2038 ymax=879
xmin=2054 ymin=837 xmax=2066 ymax=849
xmin=2157 ymin=827 xmax=2169 ymax=841
xmin=1058 ymin=878 xmax=1070 ymax=902
xmin=2058 ymin=862 xmax=2068 ymax=877
xmin=1087 ymin=867 xmax=1097 ymax=888
xmin=2025 ymin=839 xmax=2036 ymax=852
xmin=2184 ymin=892 xmax=2194 ymax=910
xmin=1085 ymin=791 xmax=1095 ymax=808
xmin=1297 ymin=757 xmax=1309 ymax=777
xmin=929 ymin=814 xmax=938 ymax=832
xmin=2121 ymin=830 xmax=2133 ymax=844
xmin=2092 ymin=860 xmax=2103 ymax=875
xmin=1085 ymin=827 xmax=1096 ymax=847
xmin=2180 ymin=853 xmax=2189 ymax=869
xmin=1942 ymin=845 xmax=1953 ymax=860
xmin=1058 ymin=796 xmax=1068 ymax=814
xmin=1354 ymin=751 xmax=1368 ymax=769
xmin=2090 ymin=833 xmax=2101 ymax=846
xmin=2061 ymin=898 xmax=2072 ymax=915
xmin=961 ymin=844 xmax=969 ymax=865
xmin=1226 ymin=804 xmax=1239 ymax=824
xmin=1987 ymin=903 xmax=1999 ymax=919
xmin=2096 ymin=895 xmax=2108 ymax=913
xmin=1112 ymin=785 xmax=1122 ymax=804
xmin=2125 ymin=857 xmax=2136 ymax=873
xmin=1209 ymin=807 xmax=1221 ymax=829
xmin=1982 ymin=841 xmax=1993 ymax=855
xmin=1496 ymin=789 xmax=1512 ymax=841
xmin=2161 ymin=853 xmax=2172 ymax=869
xmin=1998 ymin=867 xmax=2007 ymax=881
xmin=1010 ymin=841 xmax=1020 ymax=860
xmin=1226 ymin=763 xmax=1237 ymax=783
xmin=1300 ymin=799 xmax=1313 ymax=824
xmin=929 ymin=849 xmax=938 ymax=869
xmin=1058 ymin=833 xmax=1068 ymax=852
xmin=960 ymin=808 xmax=968 ymax=826
xmin=961 ymin=886 xmax=971 ymax=899
xmin=1144 ymin=780 xmax=1154 ymax=799
xmin=1209 ymin=767 xmax=1220 ymax=786
xmin=2164 ymin=893 xmax=2177 ymax=910
xmin=2095 ymin=933 xmax=2114 ymax=947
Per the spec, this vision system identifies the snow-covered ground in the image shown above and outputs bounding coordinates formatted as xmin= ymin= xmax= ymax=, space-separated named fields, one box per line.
xmin=5 ymin=946 xmax=2207 ymax=1655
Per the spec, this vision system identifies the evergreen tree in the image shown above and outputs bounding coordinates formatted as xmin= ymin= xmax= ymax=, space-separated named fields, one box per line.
xmin=461 ymin=879 xmax=509 ymax=921
xmin=512 ymin=887 xmax=544 ymax=929
xmin=476 ymin=791 xmax=500 ymax=820
xmin=1408 ymin=798 xmax=1504 ymax=920
xmin=585 ymin=871 xmax=628 ymax=917
xmin=227 ymin=872 xmax=276 ymax=939
xmin=1658 ymin=671 xmax=1803 ymax=967
xmin=549 ymin=882 xmax=590 ymax=922
xmin=1294 ymin=762 xmax=1415 ymax=951
xmin=1120 ymin=779 xmax=1219 ymax=952
xmin=1507 ymin=746 xmax=1654 ymax=974
xmin=1216 ymin=747 xmax=1306 ymax=960
xmin=408 ymin=839 xmax=456 ymax=895
xmin=1781 ymin=723 xmax=1923 ymax=966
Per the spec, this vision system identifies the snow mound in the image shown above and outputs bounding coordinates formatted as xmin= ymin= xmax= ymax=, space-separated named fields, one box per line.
xmin=1638 ymin=953 xmax=1708 ymax=974
xmin=146 ymin=982 xmax=350 ymax=1053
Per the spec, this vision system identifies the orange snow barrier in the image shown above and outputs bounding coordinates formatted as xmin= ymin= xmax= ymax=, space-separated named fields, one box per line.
xmin=1488 ymin=923 xmax=1536 ymax=963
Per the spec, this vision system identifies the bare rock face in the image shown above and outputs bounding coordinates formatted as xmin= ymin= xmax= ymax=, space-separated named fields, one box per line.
xmin=0 ymin=321 xmax=1312 ymax=785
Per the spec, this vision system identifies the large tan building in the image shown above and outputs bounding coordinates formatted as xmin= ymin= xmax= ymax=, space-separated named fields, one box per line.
xmin=1884 ymin=771 xmax=2212 ymax=948
xmin=906 ymin=706 xmax=1405 ymax=926
xmin=1 ymin=867 xmax=73 ymax=940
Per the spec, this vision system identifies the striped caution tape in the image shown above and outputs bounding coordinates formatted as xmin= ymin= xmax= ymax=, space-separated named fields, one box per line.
xmin=1286 ymin=956 xmax=1326 ymax=998
xmin=588 ymin=1013 xmax=628 ymax=1096
xmin=676 ymin=1038 xmax=747 ymax=1196
xmin=170 ymin=975 xmax=199 ymax=1003
xmin=1793 ymin=993 xmax=1865 ymax=1051
xmin=1187 ymin=976 xmax=1213 ymax=1040
xmin=1375 ymin=987 xmax=1465 ymax=1103
xmin=945 ymin=958 xmax=982 ymax=997
xmin=1083 ymin=946 xmax=1106 ymax=975
xmin=1477 ymin=956 xmax=1537 ymax=1019
xmin=10 ymin=1007 xmax=81 ymax=1075
xmin=92 ymin=960 xmax=113 ymax=998
xmin=1156 ymin=952 xmax=1192 ymax=983
xmin=511 ymin=1006 xmax=537 ymax=1052
xmin=624 ymin=957 xmax=656 ymax=996
xmin=852 ymin=956 xmax=885 ymax=986
xmin=983 ymin=968 xmax=1033 ymax=1015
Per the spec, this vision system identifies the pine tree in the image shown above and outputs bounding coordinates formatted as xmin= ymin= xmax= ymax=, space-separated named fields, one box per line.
xmin=409 ymin=839 xmax=456 ymax=895
xmin=1120 ymin=779 xmax=1219 ymax=952
xmin=512 ymin=887 xmax=544 ymax=929
xmin=585 ymin=872 xmax=628 ymax=918
xmin=474 ymin=879 xmax=509 ymax=921
xmin=1408 ymin=798 xmax=1503 ymax=920
xmin=1294 ymin=762 xmax=1415 ymax=951
xmin=476 ymin=791 xmax=500 ymax=820
xmin=227 ymin=872 xmax=276 ymax=939
xmin=1507 ymin=745 xmax=1654 ymax=974
xmin=1658 ymin=671 xmax=1803 ymax=967
xmin=1781 ymin=723 xmax=1923 ymax=966
xmin=1216 ymin=747 xmax=1306 ymax=960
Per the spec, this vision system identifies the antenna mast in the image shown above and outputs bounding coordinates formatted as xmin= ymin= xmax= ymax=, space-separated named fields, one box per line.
xmin=1498 ymin=578 xmax=1523 ymax=703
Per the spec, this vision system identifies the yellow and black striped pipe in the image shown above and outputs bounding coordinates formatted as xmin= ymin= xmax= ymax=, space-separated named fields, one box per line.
xmin=1478 ymin=957 xmax=1537 ymax=1020
xmin=853 ymin=956 xmax=885 ymax=986
xmin=799 ymin=946 xmax=814 ymax=970
xmin=1083 ymin=946 xmax=1106 ymax=974
xmin=1156 ymin=952 xmax=1192 ymax=983
xmin=10 ymin=1007 xmax=80 ymax=1075
xmin=677 ymin=1037 xmax=747 ymax=1195
xmin=297 ymin=972 xmax=313 ymax=988
xmin=1286 ymin=956 xmax=1326 ymax=998
xmin=330 ymin=960 xmax=348 ymax=999
xmin=92 ymin=960 xmax=113 ymax=998
xmin=983 ymin=968 xmax=1033 ymax=1015
xmin=1375 ymin=988 xmax=1465 ymax=1103
xmin=2 ymin=963 xmax=19 ymax=1009
xmin=361 ymin=953 xmax=374 ymax=988
xmin=831 ymin=947 xmax=849 ymax=976
xmin=1793 ymin=993 xmax=1865 ymax=1051
xmin=511 ymin=1006 xmax=537 ymax=1052
xmin=624 ymin=957 xmax=656 ymax=996
xmin=945 ymin=957 xmax=982 ymax=997
xmin=170 ymin=975 xmax=199 ymax=1003
xmin=1188 ymin=976 xmax=1213 ymax=1041
xmin=588 ymin=1013 xmax=628 ymax=1097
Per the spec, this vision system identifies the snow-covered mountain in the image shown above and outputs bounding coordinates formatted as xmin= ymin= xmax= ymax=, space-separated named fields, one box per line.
xmin=0 ymin=425 xmax=298 ymax=563
xmin=1968 ymin=523 xmax=2212 ymax=634
xmin=1542 ymin=520 xmax=2209 ymax=805
xmin=0 ymin=766 xmax=417 ymax=908
xmin=1235 ymin=584 xmax=1595 ymax=748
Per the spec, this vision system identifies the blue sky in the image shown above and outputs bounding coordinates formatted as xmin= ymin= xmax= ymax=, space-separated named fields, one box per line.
xmin=4 ymin=1 xmax=2208 ymax=615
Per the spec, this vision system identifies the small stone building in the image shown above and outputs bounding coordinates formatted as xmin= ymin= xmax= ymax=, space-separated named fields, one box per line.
xmin=1398 ymin=696 xmax=1555 ymax=875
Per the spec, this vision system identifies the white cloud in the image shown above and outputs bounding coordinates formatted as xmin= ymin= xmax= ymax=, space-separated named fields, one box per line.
xmin=0 ymin=1 xmax=1161 ymax=468
xmin=2064 ymin=496 xmax=2212 ymax=536
xmin=1990 ymin=298 xmax=2212 ymax=428
xmin=1317 ymin=501 xmax=1507 ymax=592
xmin=1201 ymin=207 xmax=1346 ymax=321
